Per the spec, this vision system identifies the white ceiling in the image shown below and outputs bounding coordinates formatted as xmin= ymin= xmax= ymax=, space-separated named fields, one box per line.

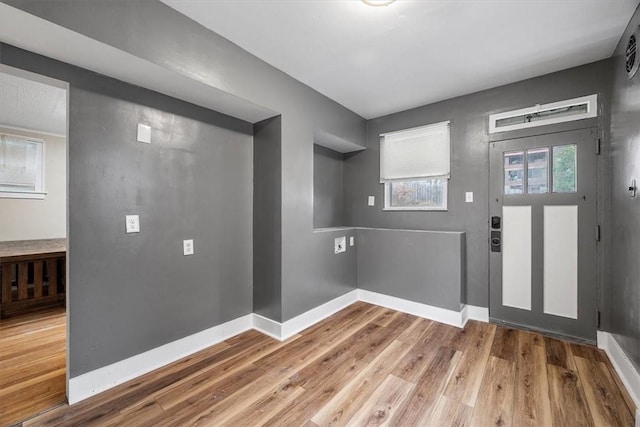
xmin=0 ymin=71 xmax=66 ymax=136
xmin=163 ymin=0 xmax=639 ymax=119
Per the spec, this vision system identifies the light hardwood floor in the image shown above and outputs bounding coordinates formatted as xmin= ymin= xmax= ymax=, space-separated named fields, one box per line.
xmin=0 ymin=307 xmax=66 ymax=427
xmin=13 ymin=302 xmax=638 ymax=426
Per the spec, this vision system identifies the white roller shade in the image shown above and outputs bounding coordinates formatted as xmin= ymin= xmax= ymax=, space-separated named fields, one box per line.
xmin=380 ymin=121 xmax=450 ymax=182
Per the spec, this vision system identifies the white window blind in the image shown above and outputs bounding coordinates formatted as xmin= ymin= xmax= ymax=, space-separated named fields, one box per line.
xmin=0 ymin=134 xmax=45 ymax=195
xmin=380 ymin=121 xmax=450 ymax=183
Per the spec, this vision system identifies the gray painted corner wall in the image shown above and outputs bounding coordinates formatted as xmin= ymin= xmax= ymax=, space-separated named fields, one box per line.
xmin=2 ymin=45 xmax=254 ymax=377
xmin=357 ymin=228 xmax=465 ymax=311
xmin=609 ymin=5 xmax=640 ymax=371
xmin=293 ymin=228 xmax=357 ymax=318
xmin=253 ymin=116 xmax=282 ymax=322
xmin=314 ymin=145 xmax=345 ymax=229
xmin=345 ymin=59 xmax=613 ymax=309
xmin=7 ymin=1 xmax=367 ymax=324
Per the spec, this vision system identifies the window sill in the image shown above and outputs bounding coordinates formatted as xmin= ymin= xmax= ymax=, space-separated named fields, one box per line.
xmin=0 ymin=191 xmax=47 ymax=199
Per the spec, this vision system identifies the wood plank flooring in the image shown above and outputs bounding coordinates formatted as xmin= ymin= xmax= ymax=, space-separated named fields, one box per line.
xmin=0 ymin=307 xmax=66 ymax=427
xmin=14 ymin=302 xmax=637 ymax=427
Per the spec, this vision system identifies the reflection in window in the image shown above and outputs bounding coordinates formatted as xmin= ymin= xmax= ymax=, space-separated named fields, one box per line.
xmin=504 ymin=151 xmax=524 ymax=194
xmin=527 ymin=147 xmax=549 ymax=194
xmin=553 ymin=145 xmax=577 ymax=193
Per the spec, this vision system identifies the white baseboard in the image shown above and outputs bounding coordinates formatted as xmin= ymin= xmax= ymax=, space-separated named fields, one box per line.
xmin=68 ymin=289 xmax=486 ymax=404
xmin=358 ymin=289 xmax=467 ymax=328
xmin=254 ymin=289 xmax=488 ymax=341
xmin=68 ymin=314 xmax=253 ymax=404
xmin=462 ymin=304 xmax=490 ymax=326
xmin=281 ymin=289 xmax=359 ymax=340
xmin=597 ymin=331 xmax=640 ymax=410
xmin=253 ymin=289 xmax=359 ymax=341
xmin=252 ymin=313 xmax=282 ymax=340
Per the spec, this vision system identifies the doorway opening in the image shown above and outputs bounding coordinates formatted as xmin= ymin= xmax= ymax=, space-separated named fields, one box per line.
xmin=0 ymin=66 xmax=69 ymax=425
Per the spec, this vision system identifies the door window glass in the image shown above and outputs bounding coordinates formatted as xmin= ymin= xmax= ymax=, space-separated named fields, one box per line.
xmin=527 ymin=148 xmax=549 ymax=194
xmin=552 ymin=145 xmax=577 ymax=193
xmin=504 ymin=151 xmax=524 ymax=194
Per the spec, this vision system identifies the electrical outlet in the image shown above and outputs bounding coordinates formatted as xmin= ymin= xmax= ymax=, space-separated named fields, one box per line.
xmin=349 ymin=236 xmax=355 ymax=246
xmin=137 ymin=123 xmax=151 ymax=143
xmin=334 ymin=236 xmax=346 ymax=254
xmin=125 ymin=215 xmax=140 ymax=233
xmin=183 ymin=239 xmax=194 ymax=256
xmin=368 ymin=196 xmax=375 ymax=206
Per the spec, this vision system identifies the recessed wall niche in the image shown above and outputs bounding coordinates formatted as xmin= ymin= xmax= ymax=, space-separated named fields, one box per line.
xmin=313 ymin=144 xmax=346 ymax=229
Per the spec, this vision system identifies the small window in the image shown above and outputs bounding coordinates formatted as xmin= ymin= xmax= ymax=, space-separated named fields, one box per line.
xmin=385 ymin=178 xmax=447 ymax=210
xmin=380 ymin=121 xmax=450 ymax=211
xmin=552 ymin=145 xmax=577 ymax=193
xmin=527 ymin=148 xmax=549 ymax=194
xmin=504 ymin=145 xmax=576 ymax=195
xmin=504 ymin=151 xmax=524 ymax=195
xmin=489 ymin=94 xmax=597 ymax=134
xmin=0 ymin=134 xmax=45 ymax=199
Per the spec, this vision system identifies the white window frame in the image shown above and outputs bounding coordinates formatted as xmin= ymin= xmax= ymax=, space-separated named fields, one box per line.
xmin=489 ymin=94 xmax=598 ymax=134
xmin=0 ymin=133 xmax=46 ymax=199
xmin=380 ymin=121 xmax=450 ymax=211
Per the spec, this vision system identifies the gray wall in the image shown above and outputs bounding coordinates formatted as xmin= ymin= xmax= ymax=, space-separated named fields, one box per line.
xmin=345 ymin=59 xmax=613 ymax=309
xmin=6 ymin=1 xmax=366 ymax=323
xmin=357 ymin=228 xmax=465 ymax=311
xmin=314 ymin=145 xmax=345 ymax=229
xmin=253 ymin=116 xmax=282 ymax=321
xmin=2 ymin=45 xmax=254 ymax=377
xmin=609 ymin=6 xmax=640 ymax=371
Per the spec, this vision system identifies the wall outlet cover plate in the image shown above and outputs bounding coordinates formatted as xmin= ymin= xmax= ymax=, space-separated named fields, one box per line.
xmin=183 ymin=239 xmax=194 ymax=256
xmin=368 ymin=196 xmax=375 ymax=206
xmin=125 ymin=215 xmax=140 ymax=233
xmin=137 ymin=123 xmax=151 ymax=144
xmin=465 ymin=192 xmax=474 ymax=203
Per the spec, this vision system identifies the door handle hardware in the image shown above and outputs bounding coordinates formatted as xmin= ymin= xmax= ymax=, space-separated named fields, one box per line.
xmin=491 ymin=231 xmax=501 ymax=253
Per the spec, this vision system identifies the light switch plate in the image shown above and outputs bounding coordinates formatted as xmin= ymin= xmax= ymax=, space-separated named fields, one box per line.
xmin=183 ymin=239 xmax=194 ymax=256
xmin=465 ymin=192 xmax=474 ymax=203
xmin=137 ymin=123 xmax=151 ymax=144
xmin=349 ymin=236 xmax=355 ymax=246
xmin=367 ymin=196 xmax=375 ymax=206
xmin=334 ymin=236 xmax=346 ymax=254
xmin=125 ymin=215 xmax=140 ymax=233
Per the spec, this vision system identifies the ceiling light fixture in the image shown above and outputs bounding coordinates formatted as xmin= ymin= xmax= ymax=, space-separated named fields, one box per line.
xmin=362 ymin=0 xmax=396 ymax=6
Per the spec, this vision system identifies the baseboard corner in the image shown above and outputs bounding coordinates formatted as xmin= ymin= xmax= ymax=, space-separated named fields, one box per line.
xmin=597 ymin=330 xmax=640 ymax=411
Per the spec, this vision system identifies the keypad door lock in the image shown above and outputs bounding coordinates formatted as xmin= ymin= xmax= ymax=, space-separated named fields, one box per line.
xmin=491 ymin=216 xmax=501 ymax=229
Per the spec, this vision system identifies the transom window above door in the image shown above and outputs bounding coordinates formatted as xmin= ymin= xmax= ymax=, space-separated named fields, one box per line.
xmin=504 ymin=144 xmax=576 ymax=195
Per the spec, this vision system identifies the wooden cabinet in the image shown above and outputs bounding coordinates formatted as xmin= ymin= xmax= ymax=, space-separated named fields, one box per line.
xmin=0 ymin=239 xmax=66 ymax=318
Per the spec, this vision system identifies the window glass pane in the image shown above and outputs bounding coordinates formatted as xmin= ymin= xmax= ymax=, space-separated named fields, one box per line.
xmin=504 ymin=151 xmax=524 ymax=195
xmin=495 ymin=103 xmax=588 ymax=129
xmin=390 ymin=178 xmax=445 ymax=208
xmin=552 ymin=145 xmax=577 ymax=193
xmin=0 ymin=136 xmax=41 ymax=193
xmin=527 ymin=147 xmax=549 ymax=194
